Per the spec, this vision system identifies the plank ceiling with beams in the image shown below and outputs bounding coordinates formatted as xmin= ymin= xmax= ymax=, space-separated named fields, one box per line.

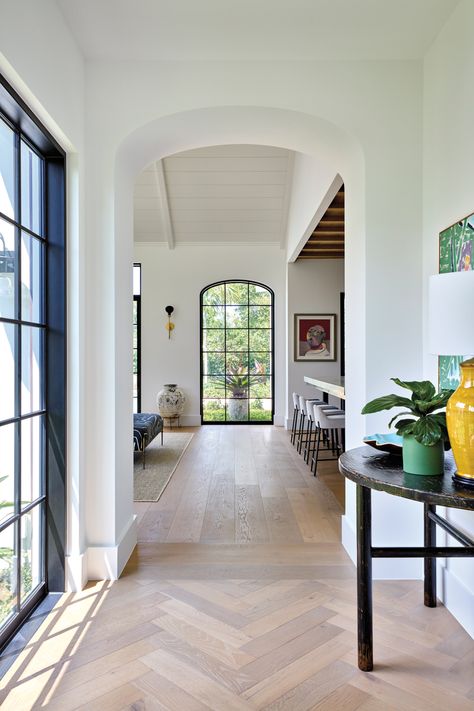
xmin=297 ymin=186 xmax=344 ymax=260
xmin=133 ymin=145 xmax=294 ymax=247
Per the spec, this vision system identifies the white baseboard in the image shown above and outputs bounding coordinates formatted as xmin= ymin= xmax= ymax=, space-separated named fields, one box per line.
xmin=87 ymin=515 xmax=137 ymax=581
xmin=178 ymin=415 xmax=201 ymax=426
xmin=65 ymin=552 xmax=88 ymax=592
xmin=273 ymin=415 xmax=285 ymax=427
xmin=438 ymin=563 xmax=474 ymax=639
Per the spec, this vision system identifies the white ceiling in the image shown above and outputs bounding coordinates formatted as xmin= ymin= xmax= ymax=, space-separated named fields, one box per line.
xmin=57 ymin=0 xmax=458 ymax=61
xmin=134 ymin=145 xmax=293 ymax=246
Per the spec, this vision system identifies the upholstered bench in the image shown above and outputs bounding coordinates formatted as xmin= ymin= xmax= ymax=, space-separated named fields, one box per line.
xmin=133 ymin=413 xmax=163 ymax=468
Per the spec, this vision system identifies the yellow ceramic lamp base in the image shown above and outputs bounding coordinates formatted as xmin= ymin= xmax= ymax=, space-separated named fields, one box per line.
xmin=447 ymin=357 xmax=474 ymax=485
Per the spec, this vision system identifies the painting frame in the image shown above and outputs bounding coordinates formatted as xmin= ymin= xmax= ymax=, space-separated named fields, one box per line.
xmin=294 ymin=313 xmax=336 ymax=362
xmin=438 ymin=211 xmax=474 ymax=389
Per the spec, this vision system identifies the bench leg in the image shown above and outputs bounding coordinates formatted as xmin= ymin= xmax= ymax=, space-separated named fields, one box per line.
xmin=161 ymin=430 xmax=163 ymax=445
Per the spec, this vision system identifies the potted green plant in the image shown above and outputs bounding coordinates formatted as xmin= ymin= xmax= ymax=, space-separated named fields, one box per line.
xmin=361 ymin=378 xmax=454 ymax=475
xmin=218 ymin=362 xmax=266 ymax=421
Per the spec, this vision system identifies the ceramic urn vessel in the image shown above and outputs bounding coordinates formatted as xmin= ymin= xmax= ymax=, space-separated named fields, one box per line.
xmin=157 ymin=384 xmax=186 ymax=418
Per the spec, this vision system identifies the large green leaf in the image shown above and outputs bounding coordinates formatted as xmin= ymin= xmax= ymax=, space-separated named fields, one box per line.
xmin=394 ymin=418 xmax=416 ymax=436
xmin=361 ymin=395 xmax=414 ymax=415
xmin=411 ymin=417 xmax=442 ymax=446
xmin=391 ymin=378 xmax=436 ymax=401
xmin=388 ymin=411 xmax=413 ymax=428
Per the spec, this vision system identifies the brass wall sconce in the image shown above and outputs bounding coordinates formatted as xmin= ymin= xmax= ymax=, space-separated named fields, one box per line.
xmin=165 ymin=305 xmax=175 ymax=338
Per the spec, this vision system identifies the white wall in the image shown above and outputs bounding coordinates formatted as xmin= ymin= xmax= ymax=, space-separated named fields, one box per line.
xmin=287 ymin=259 xmax=344 ymax=417
xmin=134 ymin=244 xmax=287 ymax=426
xmin=423 ymin=0 xmax=474 ymax=637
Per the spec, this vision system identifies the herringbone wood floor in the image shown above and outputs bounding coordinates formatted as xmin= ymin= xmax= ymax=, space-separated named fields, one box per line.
xmin=1 ymin=426 xmax=473 ymax=710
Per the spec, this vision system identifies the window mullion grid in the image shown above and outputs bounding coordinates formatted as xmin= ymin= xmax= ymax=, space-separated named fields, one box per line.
xmin=224 ymin=283 xmax=227 ymax=422
xmin=15 ymin=126 xmax=22 ymax=615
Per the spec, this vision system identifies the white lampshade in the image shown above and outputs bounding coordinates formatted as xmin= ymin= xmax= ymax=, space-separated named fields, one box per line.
xmin=429 ymin=271 xmax=474 ymax=355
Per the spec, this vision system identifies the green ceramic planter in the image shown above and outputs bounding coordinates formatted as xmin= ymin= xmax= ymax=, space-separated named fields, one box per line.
xmin=402 ymin=435 xmax=444 ymax=476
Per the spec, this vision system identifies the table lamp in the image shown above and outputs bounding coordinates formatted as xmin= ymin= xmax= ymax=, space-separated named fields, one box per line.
xmin=429 ymin=271 xmax=474 ymax=486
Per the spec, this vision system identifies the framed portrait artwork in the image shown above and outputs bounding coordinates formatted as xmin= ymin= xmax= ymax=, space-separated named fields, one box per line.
xmin=294 ymin=314 xmax=336 ymax=361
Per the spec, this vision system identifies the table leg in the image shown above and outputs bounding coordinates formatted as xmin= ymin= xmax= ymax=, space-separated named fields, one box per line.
xmin=424 ymin=503 xmax=437 ymax=607
xmin=357 ymin=484 xmax=373 ymax=671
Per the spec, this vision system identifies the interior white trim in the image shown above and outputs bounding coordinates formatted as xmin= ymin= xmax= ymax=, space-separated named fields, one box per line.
xmin=86 ymin=515 xmax=137 ymax=581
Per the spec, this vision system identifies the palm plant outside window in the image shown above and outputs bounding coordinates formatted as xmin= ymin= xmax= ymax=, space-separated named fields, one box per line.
xmin=201 ymin=281 xmax=274 ymax=423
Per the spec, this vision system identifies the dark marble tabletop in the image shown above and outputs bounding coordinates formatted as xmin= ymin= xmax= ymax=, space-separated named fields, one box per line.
xmin=339 ymin=446 xmax=474 ymax=510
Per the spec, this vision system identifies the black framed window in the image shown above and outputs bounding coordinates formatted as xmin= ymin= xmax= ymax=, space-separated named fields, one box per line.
xmin=0 ymin=76 xmax=65 ymax=651
xmin=200 ymin=280 xmax=274 ymax=424
xmin=133 ymin=264 xmax=141 ymax=413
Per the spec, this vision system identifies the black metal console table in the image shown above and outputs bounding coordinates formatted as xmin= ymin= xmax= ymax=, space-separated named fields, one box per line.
xmin=338 ymin=446 xmax=474 ymax=671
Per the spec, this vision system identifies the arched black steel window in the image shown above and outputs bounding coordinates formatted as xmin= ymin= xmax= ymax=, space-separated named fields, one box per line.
xmin=200 ymin=280 xmax=274 ymax=424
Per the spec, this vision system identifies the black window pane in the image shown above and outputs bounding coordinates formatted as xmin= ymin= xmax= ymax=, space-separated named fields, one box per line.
xmin=249 ymin=283 xmax=271 ymax=305
xmin=203 ymin=305 xmax=224 ymax=328
xmin=21 ymin=232 xmax=43 ymax=324
xmin=202 ymin=376 xmax=225 ymax=399
xmin=250 ymin=376 xmax=272 ymax=399
xmin=0 ymin=322 xmax=16 ymax=421
xmin=249 ymin=305 xmax=271 ymax=328
xmin=249 ymin=399 xmax=272 ymax=421
xmin=249 ymin=352 xmax=271 ymax=374
xmin=21 ymin=415 xmax=44 ymax=507
xmin=202 ymin=399 xmax=225 ymax=421
xmin=249 ymin=329 xmax=271 ymax=352
xmin=21 ymin=505 xmax=43 ymax=603
xmin=226 ymin=353 xmax=248 ymax=374
xmin=0 ymin=522 xmax=17 ymax=628
xmin=226 ymin=398 xmax=248 ymax=421
xmin=21 ymin=325 xmax=43 ymax=415
xmin=202 ymin=352 xmax=225 ymax=375
xmin=0 ymin=423 xmax=15 ymax=524
xmin=0 ymin=217 xmax=17 ymax=319
xmin=0 ymin=118 xmax=16 ymax=221
xmin=203 ymin=329 xmax=225 ymax=351
xmin=226 ymin=329 xmax=248 ymax=351
xmin=226 ymin=305 xmax=248 ymax=329
xmin=225 ymin=282 xmax=248 ymax=305
xmin=203 ymin=284 xmax=224 ymax=305
xmin=21 ymin=141 xmax=43 ymax=236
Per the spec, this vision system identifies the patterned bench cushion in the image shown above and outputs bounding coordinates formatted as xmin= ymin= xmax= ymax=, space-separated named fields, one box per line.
xmin=133 ymin=413 xmax=163 ymax=452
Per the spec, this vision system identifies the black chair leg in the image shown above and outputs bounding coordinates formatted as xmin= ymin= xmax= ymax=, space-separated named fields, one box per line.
xmin=297 ymin=413 xmax=305 ymax=454
xmin=305 ymin=419 xmax=313 ymax=463
xmin=313 ymin=426 xmax=321 ymax=476
xmin=290 ymin=407 xmax=299 ymax=445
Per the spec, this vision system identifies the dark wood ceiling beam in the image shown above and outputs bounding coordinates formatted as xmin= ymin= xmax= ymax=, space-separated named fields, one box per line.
xmin=298 ymin=254 xmax=345 ymax=260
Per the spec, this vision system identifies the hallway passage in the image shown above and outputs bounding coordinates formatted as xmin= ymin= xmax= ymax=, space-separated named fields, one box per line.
xmin=1 ymin=426 xmax=473 ymax=710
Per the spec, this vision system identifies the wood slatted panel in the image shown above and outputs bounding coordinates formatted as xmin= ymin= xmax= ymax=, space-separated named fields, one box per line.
xmin=298 ymin=185 xmax=345 ymax=260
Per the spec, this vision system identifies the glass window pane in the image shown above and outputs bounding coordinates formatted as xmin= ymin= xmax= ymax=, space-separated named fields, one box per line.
xmin=21 ymin=505 xmax=42 ymax=603
xmin=21 ymin=416 xmax=44 ymax=507
xmin=226 ymin=353 xmax=248 ymax=374
xmin=21 ymin=232 xmax=43 ymax=323
xmin=225 ymin=363 xmax=249 ymax=398
xmin=226 ymin=398 xmax=248 ymax=421
xmin=202 ymin=284 xmax=224 ymax=305
xmin=202 ymin=352 xmax=225 ymax=375
xmin=250 ymin=376 xmax=272 ymax=399
xmin=249 ymin=399 xmax=273 ymax=421
xmin=202 ymin=305 xmax=224 ymax=328
xmin=133 ymin=265 xmax=141 ymax=296
xmin=202 ymin=376 xmax=225 ymax=399
xmin=249 ymin=305 xmax=271 ymax=328
xmin=21 ymin=326 xmax=43 ymax=415
xmin=249 ymin=329 xmax=271 ymax=352
xmin=249 ymin=352 xmax=271 ymax=375
xmin=226 ymin=305 xmax=248 ymax=329
xmin=0 ymin=118 xmax=16 ymax=220
xmin=0 ymin=423 xmax=15 ymax=524
xmin=226 ymin=282 xmax=248 ymax=305
xmin=0 ymin=322 xmax=16 ymax=421
xmin=133 ymin=300 xmax=137 ymax=324
xmin=21 ymin=141 xmax=43 ymax=235
xmin=0 ymin=218 xmax=17 ymax=319
xmin=203 ymin=329 xmax=224 ymax=351
xmin=226 ymin=329 xmax=248 ymax=351
xmin=0 ymin=523 xmax=17 ymax=627
xmin=202 ymin=399 xmax=225 ymax=421
xmin=249 ymin=284 xmax=271 ymax=305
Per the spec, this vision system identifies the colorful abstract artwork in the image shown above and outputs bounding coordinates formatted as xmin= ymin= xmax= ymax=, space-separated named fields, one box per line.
xmin=294 ymin=314 xmax=336 ymax=361
xmin=438 ymin=213 xmax=474 ymax=389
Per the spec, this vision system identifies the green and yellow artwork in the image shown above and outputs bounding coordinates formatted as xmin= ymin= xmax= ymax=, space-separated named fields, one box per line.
xmin=438 ymin=213 xmax=474 ymax=389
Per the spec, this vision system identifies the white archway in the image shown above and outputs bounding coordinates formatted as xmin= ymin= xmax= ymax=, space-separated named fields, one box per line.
xmin=84 ymin=106 xmax=366 ymax=581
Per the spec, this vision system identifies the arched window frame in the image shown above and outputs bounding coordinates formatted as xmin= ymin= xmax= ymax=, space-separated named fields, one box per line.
xmin=200 ymin=280 xmax=274 ymax=425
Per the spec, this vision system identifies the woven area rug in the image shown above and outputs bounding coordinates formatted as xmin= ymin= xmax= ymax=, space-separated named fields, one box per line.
xmin=133 ymin=432 xmax=193 ymax=502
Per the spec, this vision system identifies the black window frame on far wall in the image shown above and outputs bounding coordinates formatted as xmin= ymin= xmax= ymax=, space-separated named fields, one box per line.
xmin=0 ymin=75 xmax=66 ymax=652
xmin=200 ymin=280 xmax=275 ymax=425
xmin=133 ymin=263 xmax=141 ymax=413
